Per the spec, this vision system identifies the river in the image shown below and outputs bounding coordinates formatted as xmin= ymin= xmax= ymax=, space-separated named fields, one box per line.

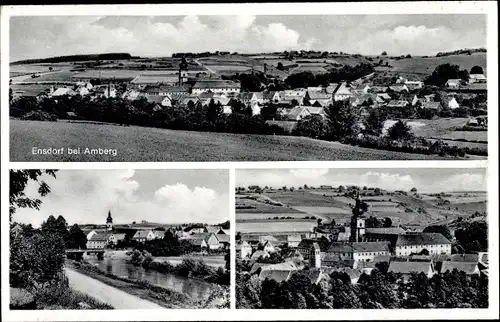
xmin=84 ymin=254 xmax=217 ymax=300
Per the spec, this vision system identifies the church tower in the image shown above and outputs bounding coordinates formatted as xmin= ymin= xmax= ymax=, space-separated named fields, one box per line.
xmin=349 ymin=192 xmax=367 ymax=242
xmin=310 ymin=242 xmax=321 ymax=269
xmin=106 ymin=210 xmax=113 ymax=231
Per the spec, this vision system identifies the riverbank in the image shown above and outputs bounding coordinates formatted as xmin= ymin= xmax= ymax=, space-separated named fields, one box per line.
xmin=67 ymin=260 xmax=194 ymax=308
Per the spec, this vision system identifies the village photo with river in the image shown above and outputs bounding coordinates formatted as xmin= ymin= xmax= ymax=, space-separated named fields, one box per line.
xmin=9 ymin=14 xmax=488 ymax=161
xmin=9 ymin=169 xmax=230 ymax=309
xmin=235 ymin=168 xmax=489 ymax=309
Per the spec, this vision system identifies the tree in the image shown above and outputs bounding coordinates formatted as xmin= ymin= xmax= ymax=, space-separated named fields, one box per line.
xmin=425 ymin=63 xmax=469 ymax=87
xmin=423 ymin=225 xmax=453 ymax=241
xmin=67 ymin=224 xmax=87 ymax=249
xmin=240 ymin=74 xmax=262 ymax=92
xmin=364 ymin=108 xmax=386 ymax=136
xmin=293 ymin=114 xmax=327 ymax=139
xmin=381 ymin=51 xmax=387 ymax=56
xmin=48 ymin=66 xmax=53 ymax=71
xmin=277 ymin=62 xmax=284 ymax=71
xmin=411 ymin=187 xmax=417 ymax=192
xmin=324 ymin=100 xmax=359 ymax=141
xmin=9 ymin=170 xmax=58 ymax=220
xmin=383 ymin=217 xmax=392 ymax=228
xmin=470 ymin=65 xmax=484 ymax=74
xmin=387 ymin=120 xmax=413 ymax=141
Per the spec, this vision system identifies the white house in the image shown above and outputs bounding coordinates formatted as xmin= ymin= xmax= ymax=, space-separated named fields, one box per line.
xmin=395 ymin=233 xmax=452 ymax=257
xmin=238 ymin=241 xmax=253 ymax=259
xmin=132 ymin=230 xmax=156 ymax=243
xmin=262 ymin=240 xmax=276 ymax=253
xmin=445 ymin=97 xmax=460 ymax=109
xmin=191 ymin=80 xmax=241 ymax=95
xmin=469 ymin=74 xmax=486 ymax=84
xmin=333 ymin=82 xmax=352 ymax=101
xmin=326 ymin=242 xmax=391 ymax=263
xmin=74 ymin=86 xmax=90 ymax=96
xmin=445 ymin=79 xmax=461 ymax=89
xmin=50 ymin=87 xmax=76 ymax=97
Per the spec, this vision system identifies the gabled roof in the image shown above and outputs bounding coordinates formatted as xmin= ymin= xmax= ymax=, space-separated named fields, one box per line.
xmin=216 ymin=234 xmax=230 ymax=243
xmin=89 ymin=232 xmax=112 ymax=241
xmin=396 ymin=233 xmax=451 ymax=246
xmin=52 ymin=87 xmax=75 ymax=96
xmin=133 ymin=230 xmax=154 ymax=239
xmin=259 ymin=269 xmax=293 ymax=282
xmin=145 ymin=95 xmax=165 ymax=104
xmin=262 ymin=90 xmax=279 ymax=100
xmin=422 ymin=101 xmax=442 ymax=110
xmin=327 ymin=242 xmax=390 ymax=253
xmin=386 ymin=100 xmax=409 ymax=107
xmin=440 ymin=262 xmax=478 ymax=274
xmin=193 ymin=80 xmax=240 ymax=89
xmin=450 ymin=254 xmax=479 ymax=263
xmin=307 ymin=90 xmax=331 ymax=100
xmin=365 ymin=227 xmax=406 ymax=235
xmin=250 ymin=250 xmax=270 ymax=260
xmin=388 ymin=261 xmax=432 ymax=274
xmin=334 ymin=82 xmax=352 ymax=96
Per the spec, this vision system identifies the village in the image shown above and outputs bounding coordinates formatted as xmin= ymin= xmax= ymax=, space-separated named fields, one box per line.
xmin=235 ymin=172 xmax=488 ymax=309
xmin=10 ymin=49 xmax=488 ymax=160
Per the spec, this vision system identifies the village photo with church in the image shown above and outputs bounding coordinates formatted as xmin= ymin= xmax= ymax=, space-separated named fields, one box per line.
xmin=9 ymin=169 xmax=230 ymax=310
xmin=235 ymin=168 xmax=489 ymax=309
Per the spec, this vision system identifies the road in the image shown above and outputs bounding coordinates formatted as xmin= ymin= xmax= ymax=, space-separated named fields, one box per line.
xmin=193 ymin=59 xmax=215 ymax=74
xmin=10 ymin=70 xmax=64 ymax=84
xmin=64 ymin=267 xmax=164 ymax=309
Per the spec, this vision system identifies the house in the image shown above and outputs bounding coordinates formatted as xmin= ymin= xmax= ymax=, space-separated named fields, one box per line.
xmin=364 ymin=227 xmax=406 ymax=247
xmin=469 ymin=73 xmax=486 ymax=84
xmin=86 ymin=230 xmax=98 ymax=242
xmin=122 ymin=89 xmax=144 ymax=101
xmin=74 ymin=86 xmax=90 ymax=96
xmin=259 ymin=269 xmax=294 ymax=283
xmin=422 ymin=101 xmax=443 ymax=111
xmin=239 ymin=92 xmax=264 ymax=105
xmin=280 ymin=106 xmax=311 ymax=121
xmin=191 ymin=233 xmax=221 ymax=250
xmin=388 ymin=261 xmax=435 ymax=279
xmin=223 ymin=106 xmax=232 ymax=114
xmin=285 ymin=234 xmax=302 ymax=248
xmin=108 ymin=233 xmax=126 ymax=245
xmin=251 ymin=250 xmax=270 ymax=260
xmin=76 ymin=81 xmax=93 ymax=90
xmin=333 ymin=82 xmax=352 ymax=101
xmin=445 ymin=79 xmax=461 ymax=89
xmin=305 ymin=90 xmax=332 ymax=107
xmin=153 ymin=230 xmax=166 ymax=239
xmin=445 ymin=96 xmax=460 ymax=109
xmin=450 ymin=253 xmax=479 ymax=263
xmin=404 ymin=80 xmax=424 ymax=90
xmin=440 ymin=262 xmax=480 ymax=275
xmin=262 ymin=90 xmax=281 ymax=104
xmin=389 ymin=85 xmax=409 ymax=93
xmin=370 ymin=86 xmax=389 ymax=93
xmin=325 ymin=83 xmax=338 ymax=95
xmin=188 ymin=236 xmax=208 ymax=250
xmin=262 ymin=240 xmax=276 ymax=253
xmin=94 ymin=85 xmax=117 ymax=98
xmin=191 ymin=80 xmax=241 ymax=95
xmin=217 ymin=228 xmax=230 ymax=235
xmin=326 ymin=242 xmax=391 ymax=263
xmin=400 ymin=94 xmax=419 ymax=106
xmin=50 ymin=87 xmax=76 ymax=97
xmin=132 ymin=230 xmax=156 ymax=243
xmin=376 ymin=93 xmax=392 ymax=102
xmin=216 ymin=234 xmax=230 ymax=248
xmin=237 ymin=241 xmax=253 ymax=259
xmin=395 ymin=233 xmax=452 ymax=257
xmin=186 ymin=227 xmax=206 ymax=235
xmin=145 ymin=94 xmax=166 ymax=105
xmin=280 ymin=94 xmax=304 ymax=106
xmin=87 ymin=233 xmax=111 ymax=249
xmin=386 ymin=100 xmax=409 ymax=109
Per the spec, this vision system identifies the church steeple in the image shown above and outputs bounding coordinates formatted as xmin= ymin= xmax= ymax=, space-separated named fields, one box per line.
xmin=106 ymin=210 xmax=113 ymax=231
xmin=350 ymin=191 xmax=367 ymax=242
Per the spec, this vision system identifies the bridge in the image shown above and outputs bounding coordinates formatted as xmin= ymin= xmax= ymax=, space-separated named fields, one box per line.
xmin=65 ymin=248 xmax=106 ymax=260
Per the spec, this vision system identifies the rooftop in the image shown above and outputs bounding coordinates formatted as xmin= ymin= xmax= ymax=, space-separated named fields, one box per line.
xmin=396 ymin=233 xmax=451 ymax=246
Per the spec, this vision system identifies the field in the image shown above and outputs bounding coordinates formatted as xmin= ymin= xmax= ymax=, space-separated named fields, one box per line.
xmin=236 ymin=198 xmax=304 ymax=214
xmin=436 ymin=131 xmax=487 ymax=142
xmin=10 ymin=120 xmax=451 ymax=162
xmin=10 ymin=64 xmax=58 ymax=77
xmin=379 ymin=53 xmax=487 ymax=79
xmin=237 ymin=220 xmax=316 ymax=234
xmin=237 ymin=213 xmax=311 ymax=220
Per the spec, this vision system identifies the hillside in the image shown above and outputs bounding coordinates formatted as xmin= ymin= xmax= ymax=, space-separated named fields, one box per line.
xmin=11 ymin=53 xmax=134 ymax=65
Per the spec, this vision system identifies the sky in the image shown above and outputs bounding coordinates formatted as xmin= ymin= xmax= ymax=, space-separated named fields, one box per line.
xmin=10 ymin=14 xmax=486 ymax=62
xmin=13 ymin=169 xmax=229 ymax=227
xmin=236 ymin=168 xmax=487 ymax=193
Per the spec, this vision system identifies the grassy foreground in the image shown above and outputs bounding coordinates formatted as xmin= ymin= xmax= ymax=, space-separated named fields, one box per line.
xmin=10 ymin=120 xmax=448 ymax=161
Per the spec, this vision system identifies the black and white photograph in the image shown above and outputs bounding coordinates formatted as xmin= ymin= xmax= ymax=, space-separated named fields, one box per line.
xmin=9 ymin=169 xmax=230 ymax=310
xmin=8 ymin=14 xmax=488 ymax=161
xmin=235 ymin=168 xmax=489 ymax=309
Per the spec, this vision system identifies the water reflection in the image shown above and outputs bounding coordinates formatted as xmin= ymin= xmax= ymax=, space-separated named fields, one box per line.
xmin=85 ymin=256 xmax=215 ymax=300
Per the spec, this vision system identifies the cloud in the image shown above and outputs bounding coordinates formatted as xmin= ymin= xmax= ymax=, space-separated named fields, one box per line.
xmin=357 ymin=171 xmax=416 ymax=191
xmin=348 ymin=24 xmax=485 ymax=55
xmin=13 ymin=170 xmax=228 ymax=227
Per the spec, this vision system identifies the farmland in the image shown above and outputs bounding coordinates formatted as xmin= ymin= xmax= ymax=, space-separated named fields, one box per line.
xmin=10 ymin=120 xmax=448 ymax=162
xmin=236 ymin=185 xmax=487 ymax=236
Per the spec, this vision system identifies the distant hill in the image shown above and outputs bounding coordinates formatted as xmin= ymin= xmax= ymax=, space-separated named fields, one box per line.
xmin=436 ymin=48 xmax=486 ymax=57
xmin=11 ymin=53 xmax=134 ymax=65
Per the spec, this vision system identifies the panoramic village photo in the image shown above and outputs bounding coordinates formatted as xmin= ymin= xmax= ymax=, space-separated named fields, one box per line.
xmin=9 ymin=14 xmax=488 ymax=161
xmin=9 ymin=169 xmax=230 ymax=309
xmin=235 ymin=168 xmax=488 ymax=309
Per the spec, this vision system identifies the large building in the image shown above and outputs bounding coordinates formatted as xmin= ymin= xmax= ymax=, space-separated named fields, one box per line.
xmin=191 ymin=80 xmax=241 ymax=95
xmin=395 ymin=233 xmax=452 ymax=257
xmin=349 ymin=194 xmax=367 ymax=242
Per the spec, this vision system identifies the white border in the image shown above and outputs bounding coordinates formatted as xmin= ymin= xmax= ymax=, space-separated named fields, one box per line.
xmin=1 ymin=1 xmax=498 ymax=321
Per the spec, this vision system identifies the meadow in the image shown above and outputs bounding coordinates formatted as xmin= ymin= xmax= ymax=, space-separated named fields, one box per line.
xmin=10 ymin=120 xmax=445 ymax=162
xmin=237 ymin=220 xmax=316 ymax=234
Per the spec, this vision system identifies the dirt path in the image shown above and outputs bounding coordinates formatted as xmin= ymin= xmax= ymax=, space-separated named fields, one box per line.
xmin=64 ymin=267 xmax=164 ymax=309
